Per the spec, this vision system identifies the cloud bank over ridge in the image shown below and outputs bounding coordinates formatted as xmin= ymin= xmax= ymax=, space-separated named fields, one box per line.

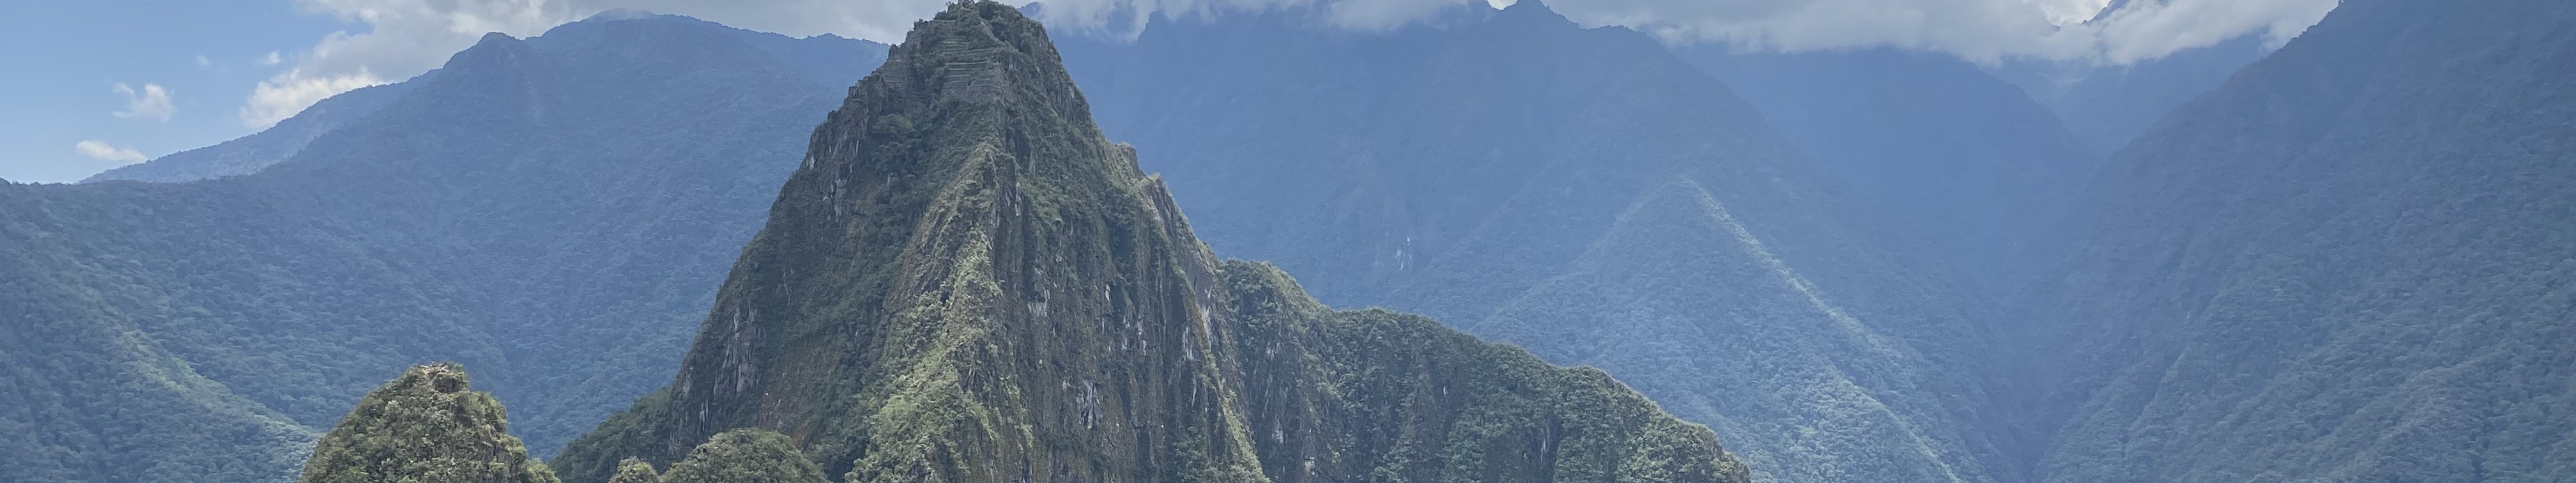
xmin=239 ymin=0 xmax=2334 ymax=128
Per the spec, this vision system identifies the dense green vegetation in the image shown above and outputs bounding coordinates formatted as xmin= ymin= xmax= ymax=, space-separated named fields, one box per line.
xmin=556 ymin=4 xmax=1747 ymax=482
xmin=657 ymin=430 xmax=829 ymax=483
xmin=0 ymin=195 xmax=318 ymax=481
xmin=0 ymin=13 xmax=885 ymax=482
xmin=607 ymin=459 xmax=662 ymax=483
xmin=296 ymin=364 xmax=558 ymax=483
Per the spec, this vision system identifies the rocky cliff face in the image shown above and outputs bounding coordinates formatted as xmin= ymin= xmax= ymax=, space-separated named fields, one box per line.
xmin=555 ymin=3 xmax=1747 ymax=482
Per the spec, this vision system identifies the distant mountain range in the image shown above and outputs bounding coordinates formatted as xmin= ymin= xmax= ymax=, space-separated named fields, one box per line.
xmin=1989 ymin=34 xmax=2274 ymax=155
xmin=80 ymin=82 xmax=418 ymax=183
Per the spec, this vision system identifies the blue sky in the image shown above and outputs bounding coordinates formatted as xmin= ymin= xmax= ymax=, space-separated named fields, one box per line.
xmin=3 ymin=0 xmax=2333 ymax=183
xmin=1 ymin=1 xmax=356 ymax=183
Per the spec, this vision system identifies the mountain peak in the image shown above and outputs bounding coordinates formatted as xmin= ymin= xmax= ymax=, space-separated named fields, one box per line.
xmin=1494 ymin=0 xmax=1574 ymax=26
xmin=555 ymin=8 xmax=730 ymax=34
xmin=816 ymin=0 xmax=1111 ymax=183
xmin=874 ymin=0 xmax=1082 ymax=107
xmin=443 ymin=31 xmax=539 ymax=73
xmin=475 ymin=31 xmax=521 ymax=46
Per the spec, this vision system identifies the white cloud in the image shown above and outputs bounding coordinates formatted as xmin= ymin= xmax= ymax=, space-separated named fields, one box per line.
xmin=75 ymin=141 xmax=150 ymax=164
xmin=235 ymin=0 xmax=2337 ymax=125
xmin=241 ymin=68 xmax=385 ymax=127
xmin=1538 ymin=0 xmax=2338 ymax=64
xmin=260 ymin=50 xmax=284 ymax=66
xmin=237 ymin=0 xmax=956 ymax=128
xmin=1027 ymin=0 xmax=2336 ymax=63
xmin=111 ymin=83 xmax=176 ymax=121
xmin=196 ymin=54 xmax=213 ymax=66
xmin=2087 ymin=0 xmax=2338 ymax=63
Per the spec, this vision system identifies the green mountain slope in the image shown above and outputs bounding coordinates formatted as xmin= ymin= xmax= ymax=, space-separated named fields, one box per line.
xmin=656 ymin=429 xmax=828 ymax=483
xmin=2032 ymin=0 xmax=2576 ymax=480
xmin=0 ymin=190 xmax=316 ymax=480
xmin=555 ymin=4 xmax=1748 ymax=482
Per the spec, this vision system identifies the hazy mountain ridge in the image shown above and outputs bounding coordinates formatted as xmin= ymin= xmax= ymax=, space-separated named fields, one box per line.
xmin=1057 ymin=2 xmax=2021 ymax=481
xmin=81 ymin=82 xmax=418 ymax=184
xmin=2031 ymin=0 xmax=2576 ymax=480
xmin=1991 ymin=34 xmax=2273 ymax=154
xmin=0 ymin=13 xmax=887 ymax=481
xmin=1683 ymin=47 xmax=2098 ymax=302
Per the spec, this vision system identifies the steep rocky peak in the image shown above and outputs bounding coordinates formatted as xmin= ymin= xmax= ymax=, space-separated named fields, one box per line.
xmin=801 ymin=0 xmax=1131 ymax=211
xmin=877 ymin=1 xmax=1085 ymax=107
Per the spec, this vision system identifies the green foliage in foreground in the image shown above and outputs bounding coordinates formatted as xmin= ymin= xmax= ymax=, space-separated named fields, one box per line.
xmin=297 ymin=364 xmax=559 ymax=483
xmin=606 ymin=459 xmax=661 ymax=483
xmin=658 ymin=430 xmax=826 ymax=483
